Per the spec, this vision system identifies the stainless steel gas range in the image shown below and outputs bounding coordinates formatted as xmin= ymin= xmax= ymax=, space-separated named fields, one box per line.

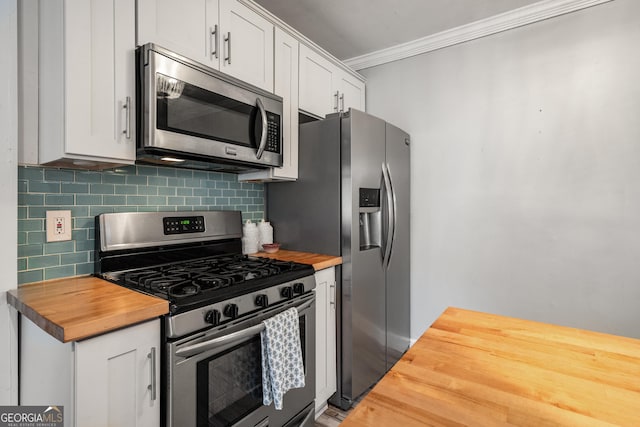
xmin=95 ymin=211 xmax=316 ymax=427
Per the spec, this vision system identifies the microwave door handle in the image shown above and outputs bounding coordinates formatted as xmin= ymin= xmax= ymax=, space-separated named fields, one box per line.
xmin=255 ymin=97 xmax=268 ymax=159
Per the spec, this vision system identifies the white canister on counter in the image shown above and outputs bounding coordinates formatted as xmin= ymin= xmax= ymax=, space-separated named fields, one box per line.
xmin=242 ymin=220 xmax=259 ymax=254
xmin=258 ymin=219 xmax=273 ymax=249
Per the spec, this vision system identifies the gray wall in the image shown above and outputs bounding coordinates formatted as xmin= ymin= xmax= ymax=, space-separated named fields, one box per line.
xmin=361 ymin=0 xmax=640 ymax=339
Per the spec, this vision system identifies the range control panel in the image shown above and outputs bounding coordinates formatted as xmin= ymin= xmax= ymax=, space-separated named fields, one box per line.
xmin=163 ymin=216 xmax=205 ymax=235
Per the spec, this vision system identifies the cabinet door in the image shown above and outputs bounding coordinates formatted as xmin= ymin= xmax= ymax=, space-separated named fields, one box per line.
xmin=64 ymin=0 xmax=136 ymax=162
xmin=299 ymin=44 xmax=338 ymax=118
xmin=137 ymin=0 xmax=219 ymax=68
xmin=338 ymin=71 xmax=366 ymax=113
xmin=238 ymin=27 xmax=298 ymax=182
xmin=219 ymin=0 xmax=274 ymax=91
xmin=75 ymin=319 xmax=160 ymax=427
xmin=314 ymin=267 xmax=336 ymax=414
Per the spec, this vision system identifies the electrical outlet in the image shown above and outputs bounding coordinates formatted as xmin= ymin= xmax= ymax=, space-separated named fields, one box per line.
xmin=46 ymin=210 xmax=72 ymax=242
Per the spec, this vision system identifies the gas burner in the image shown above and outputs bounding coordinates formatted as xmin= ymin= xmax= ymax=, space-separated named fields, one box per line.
xmin=169 ymin=283 xmax=201 ymax=298
xmin=225 ymin=272 xmax=246 ymax=285
xmin=193 ymin=275 xmax=230 ymax=290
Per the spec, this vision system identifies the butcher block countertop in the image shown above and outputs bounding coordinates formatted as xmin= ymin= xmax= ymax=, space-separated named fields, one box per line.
xmin=6 ymin=276 xmax=168 ymax=343
xmin=250 ymin=249 xmax=342 ymax=271
xmin=342 ymin=307 xmax=640 ymax=427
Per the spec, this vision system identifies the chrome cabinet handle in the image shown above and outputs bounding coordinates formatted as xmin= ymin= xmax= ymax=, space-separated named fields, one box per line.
xmin=339 ymin=93 xmax=344 ymax=112
xmin=147 ymin=347 xmax=157 ymax=401
xmin=122 ymin=96 xmax=131 ymax=139
xmin=210 ymin=25 xmax=218 ymax=59
xmin=255 ymin=98 xmax=268 ymax=159
xmin=224 ymin=32 xmax=231 ymax=64
xmin=333 ymin=91 xmax=339 ymax=112
xmin=330 ymin=282 xmax=336 ymax=308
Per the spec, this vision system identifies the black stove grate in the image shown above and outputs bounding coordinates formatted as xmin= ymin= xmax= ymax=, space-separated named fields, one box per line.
xmin=104 ymin=254 xmax=314 ymax=314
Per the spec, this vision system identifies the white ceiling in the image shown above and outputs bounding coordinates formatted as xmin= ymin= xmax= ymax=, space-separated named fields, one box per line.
xmin=254 ymin=0 xmax=542 ymax=61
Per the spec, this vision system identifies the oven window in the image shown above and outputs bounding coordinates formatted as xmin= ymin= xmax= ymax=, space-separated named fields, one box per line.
xmin=195 ymin=316 xmax=307 ymax=427
xmin=156 ymin=73 xmax=260 ymax=148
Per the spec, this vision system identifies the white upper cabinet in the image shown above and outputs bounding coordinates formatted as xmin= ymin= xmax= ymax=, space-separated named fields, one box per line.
xmin=239 ymin=27 xmax=299 ymax=182
xmin=299 ymin=43 xmax=365 ymax=118
xmin=219 ymin=0 xmax=274 ymax=91
xmin=38 ymin=0 xmax=136 ymax=168
xmin=138 ymin=0 xmax=274 ymax=92
xmin=337 ymin=71 xmax=366 ymax=114
xmin=137 ymin=0 xmax=220 ymax=68
xmin=299 ymin=44 xmax=338 ymax=117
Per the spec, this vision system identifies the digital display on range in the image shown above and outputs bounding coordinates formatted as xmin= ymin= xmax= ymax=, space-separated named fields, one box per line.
xmin=163 ymin=216 xmax=205 ymax=235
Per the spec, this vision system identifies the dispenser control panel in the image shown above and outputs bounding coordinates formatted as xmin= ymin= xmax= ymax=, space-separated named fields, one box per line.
xmin=359 ymin=188 xmax=380 ymax=208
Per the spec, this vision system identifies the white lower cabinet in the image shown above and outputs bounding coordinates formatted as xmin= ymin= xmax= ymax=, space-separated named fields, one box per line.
xmin=314 ymin=267 xmax=337 ymax=416
xmin=20 ymin=318 xmax=160 ymax=427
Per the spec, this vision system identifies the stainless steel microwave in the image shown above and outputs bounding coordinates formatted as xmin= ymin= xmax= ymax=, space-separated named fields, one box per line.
xmin=136 ymin=43 xmax=283 ymax=172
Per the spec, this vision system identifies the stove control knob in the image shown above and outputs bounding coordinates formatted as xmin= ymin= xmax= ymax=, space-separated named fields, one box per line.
xmin=204 ymin=309 xmax=221 ymax=326
xmin=224 ymin=304 xmax=239 ymax=319
xmin=293 ymin=282 xmax=305 ymax=295
xmin=281 ymin=286 xmax=293 ymax=299
xmin=255 ymin=294 xmax=269 ymax=308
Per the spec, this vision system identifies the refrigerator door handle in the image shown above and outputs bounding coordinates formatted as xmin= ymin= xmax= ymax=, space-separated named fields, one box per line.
xmin=386 ymin=162 xmax=398 ymax=266
xmin=381 ymin=163 xmax=395 ymax=269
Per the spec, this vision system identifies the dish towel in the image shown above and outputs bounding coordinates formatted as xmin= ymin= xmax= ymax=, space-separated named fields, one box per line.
xmin=261 ymin=307 xmax=305 ymax=410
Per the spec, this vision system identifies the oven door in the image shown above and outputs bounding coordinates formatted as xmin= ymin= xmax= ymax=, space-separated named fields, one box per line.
xmin=168 ymin=293 xmax=316 ymax=427
xmin=139 ymin=44 xmax=283 ymax=169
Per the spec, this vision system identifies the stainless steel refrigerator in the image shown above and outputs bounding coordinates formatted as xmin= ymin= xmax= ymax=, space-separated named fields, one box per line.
xmin=266 ymin=109 xmax=410 ymax=409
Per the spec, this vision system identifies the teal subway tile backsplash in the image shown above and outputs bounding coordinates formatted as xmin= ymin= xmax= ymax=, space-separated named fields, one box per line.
xmin=18 ymin=165 xmax=265 ymax=285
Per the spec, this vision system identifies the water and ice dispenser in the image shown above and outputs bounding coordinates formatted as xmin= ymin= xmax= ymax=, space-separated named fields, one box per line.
xmin=359 ymin=188 xmax=382 ymax=250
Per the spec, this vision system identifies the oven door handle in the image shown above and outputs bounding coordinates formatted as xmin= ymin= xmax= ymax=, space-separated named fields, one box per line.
xmin=176 ymin=323 xmax=264 ymax=358
xmin=175 ymin=298 xmax=314 ymax=358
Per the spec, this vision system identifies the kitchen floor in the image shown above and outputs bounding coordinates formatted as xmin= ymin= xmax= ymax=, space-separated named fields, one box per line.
xmin=315 ymin=404 xmax=353 ymax=427
xmin=315 ymin=390 xmax=369 ymax=426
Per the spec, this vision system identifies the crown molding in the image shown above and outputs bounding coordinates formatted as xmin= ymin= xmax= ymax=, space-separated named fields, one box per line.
xmin=344 ymin=0 xmax=614 ymax=71
xmin=240 ymin=0 xmax=365 ymax=81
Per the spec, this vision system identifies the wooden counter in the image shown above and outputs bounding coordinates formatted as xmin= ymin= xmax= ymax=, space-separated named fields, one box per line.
xmin=6 ymin=276 xmax=169 ymax=343
xmin=250 ymin=249 xmax=342 ymax=271
xmin=341 ymin=307 xmax=640 ymax=427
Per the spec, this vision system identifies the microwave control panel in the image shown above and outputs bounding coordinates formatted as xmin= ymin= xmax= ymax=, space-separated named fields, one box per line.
xmin=163 ymin=216 xmax=205 ymax=235
xmin=265 ymin=112 xmax=281 ymax=154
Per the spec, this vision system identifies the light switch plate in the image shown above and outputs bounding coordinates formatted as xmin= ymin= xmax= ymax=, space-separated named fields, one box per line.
xmin=46 ymin=210 xmax=72 ymax=242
